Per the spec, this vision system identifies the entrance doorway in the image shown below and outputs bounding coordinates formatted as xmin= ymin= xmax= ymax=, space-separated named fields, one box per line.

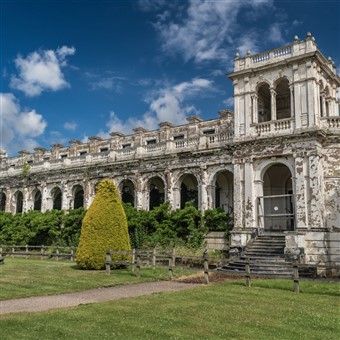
xmin=257 ymin=164 xmax=295 ymax=231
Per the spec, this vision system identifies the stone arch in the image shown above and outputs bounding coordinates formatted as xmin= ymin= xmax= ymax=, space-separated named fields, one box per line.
xmin=51 ymin=186 xmax=62 ymax=210
xmin=174 ymin=172 xmax=200 ymax=209
xmin=73 ymin=184 xmax=84 ymax=209
xmin=210 ymin=169 xmax=234 ymax=213
xmin=256 ymin=81 xmax=271 ymax=122
xmin=14 ymin=190 xmax=23 ymax=214
xmin=257 ymin=161 xmax=295 ymax=231
xmin=274 ymin=77 xmax=291 ymax=119
xmin=32 ymin=188 xmax=42 ymax=211
xmin=119 ymin=179 xmax=136 ymax=207
xmin=0 ymin=192 xmax=6 ymax=211
xmin=146 ymin=176 xmax=166 ymax=210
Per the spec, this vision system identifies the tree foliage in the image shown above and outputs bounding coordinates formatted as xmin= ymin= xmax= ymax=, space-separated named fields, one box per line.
xmin=76 ymin=179 xmax=131 ymax=270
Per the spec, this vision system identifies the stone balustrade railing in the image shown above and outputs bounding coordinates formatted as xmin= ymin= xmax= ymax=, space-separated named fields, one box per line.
xmin=320 ymin=116 xmax=340 ymax=129
xmin=253 ymin=118 xmax=294 ymax=136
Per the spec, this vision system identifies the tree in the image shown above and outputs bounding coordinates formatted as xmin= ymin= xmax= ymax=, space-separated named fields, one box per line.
xmin=76 ymin=179 xmax=131 ymax=269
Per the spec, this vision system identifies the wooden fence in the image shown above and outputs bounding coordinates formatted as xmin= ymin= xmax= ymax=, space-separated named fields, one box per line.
xmin=0 ymin=245 xmax=76 ymax=261
xmin=105 ymin=249 xmax=340 ymax=293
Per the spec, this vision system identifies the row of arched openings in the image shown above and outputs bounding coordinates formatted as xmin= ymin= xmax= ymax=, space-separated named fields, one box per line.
xmin=257 ymin=78 xmax=291 ymax=122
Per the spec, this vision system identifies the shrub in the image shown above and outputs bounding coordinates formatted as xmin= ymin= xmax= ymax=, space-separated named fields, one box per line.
xmin=203 ymin=208 xmax=232 ymax=234
xmin=76 ymin=179 xmax=131 ymax=269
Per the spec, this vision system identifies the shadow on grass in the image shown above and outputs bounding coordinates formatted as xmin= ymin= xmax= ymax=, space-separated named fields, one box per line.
xmin=229 ymin=278 xmax=340 ymax=297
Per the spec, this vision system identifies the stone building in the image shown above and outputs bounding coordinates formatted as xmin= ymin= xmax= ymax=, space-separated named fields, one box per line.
xmin=1 ymin=34 xmax=339 ymax=266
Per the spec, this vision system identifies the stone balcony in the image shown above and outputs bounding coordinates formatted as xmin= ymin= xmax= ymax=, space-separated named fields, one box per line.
xmin=251 ymin=118 xmax=294 ymax=136
xmin=0 ymin=132 xmax=234 ymax=177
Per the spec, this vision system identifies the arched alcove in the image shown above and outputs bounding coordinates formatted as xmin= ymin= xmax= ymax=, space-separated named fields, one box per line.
xmin=52 ymin=187 xmax=62 ymax=210
xmin=73 ymin=185 xmax=84 ymax=209
xmin=180 ymin=174 xmax=198 ymax=209
xmin=214 ymin=171 xmax=234 ymax=214
xmin=33 ymin=190 xmax=42 ymax=211
xmin=120 ymin=180 xmax=135 ymax=207
xmin=0 ymin=192 xmax=6 ymax=211
xmin=148 ymin=176 xmax=165 ymax=210
xmin=15 ymin=191 xmax=23 ymax=214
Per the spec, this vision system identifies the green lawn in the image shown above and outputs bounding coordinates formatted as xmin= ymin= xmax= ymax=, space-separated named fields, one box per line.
xmin=0 ymin=257 xmax=192 ymax=300
xmin=1 ymin=279 xmax=339 ymax=339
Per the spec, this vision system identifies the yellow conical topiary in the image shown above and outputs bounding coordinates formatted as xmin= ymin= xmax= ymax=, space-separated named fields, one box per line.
xmin=76 ymin=179 xmax=131 ymax=269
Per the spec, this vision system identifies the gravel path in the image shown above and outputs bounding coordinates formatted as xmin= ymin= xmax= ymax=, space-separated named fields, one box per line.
xmin=0 ymin=281 xmax=200 ymax=315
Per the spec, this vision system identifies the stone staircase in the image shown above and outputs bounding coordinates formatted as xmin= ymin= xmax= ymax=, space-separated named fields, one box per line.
xmin=219 ymin=233 xmax=294 ymax=278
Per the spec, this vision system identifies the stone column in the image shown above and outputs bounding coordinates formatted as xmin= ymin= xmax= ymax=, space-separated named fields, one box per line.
xmin=206 ymin=184 xmax=215 ymax=210
xmin=135 ymin=174 xmax=143 ymax=210
xmin=233 ymin=161 xmax=244 ymax=230
xmin=289 ymin=85 xmax=295 ymax=118
xmin=308 ymin=154 xmax=324 ymax=229
xmin=165 ymin=171 xmax=174 ymax=209
xmin=294 ymin=156 xmax=308 ymax=230
xmin=62 ymin=182 xmax=71 ymax=210
xmin=41 ymin=182 xmax=48 ymax=212
xmin=244 ymin=161 xmax=255 ymax=229
xmin=270 ymin=88 xmax=277 ymax=121
xmin=200 ymin=168 xmax=208 ymax=211
xmin=23 ymin=187 xmax=29 ymax=213
xmin=5 ymin=188 xmax=12 ymax=213
xmin=251 ymin=94 xmax=258 ymax=124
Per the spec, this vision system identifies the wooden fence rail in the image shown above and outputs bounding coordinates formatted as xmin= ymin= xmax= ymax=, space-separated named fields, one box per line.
xmin=106 ymin=249 xmax=340 ymax=293
xmin=0 ymin=245 xmax=76 ymax=261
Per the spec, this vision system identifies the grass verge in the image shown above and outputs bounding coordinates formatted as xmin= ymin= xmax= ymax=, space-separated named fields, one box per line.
xmin=0 ymin=257 xmax=193 ymax=300
xmin=0 ymin=279 xmax=339 ymax=339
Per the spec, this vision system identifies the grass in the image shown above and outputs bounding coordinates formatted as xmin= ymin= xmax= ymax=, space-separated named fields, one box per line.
xmin=0 ymin=279 xmax=339 ymax=339
xmin=0 ymin=257 xmax=193 ymax=300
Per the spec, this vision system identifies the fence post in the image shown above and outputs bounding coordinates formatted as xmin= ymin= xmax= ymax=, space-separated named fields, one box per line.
xmin=41 ymin=245 xmax=44 ymax=260
xmin=293 ymin=262 xmax=299 ymax=293
xmin=131 ymin=249 xmax=136 ymax=272
xmin=56 ymin=246 xmax=59 ymax=261
xmin=70 ymin=247 xmax=74 ymax=262
xmin=172 ymin=248 xmax=176 ymax=268
xmin=136 ymin=251 xmax=141 ymax=278
xmin=26 ymin=245 xmax=28 ymax=259
xmin=12 ymin=245 xmax=15 ymax=258
xmin=204 ymin=256 xmax=209 ymax=284
xmin=152 ymin=248 xmax=156 ymax=270
xmin=106 ymin=249 xmax=111 ymax=274
xmin=168 ymin=255 xmax=173 ymax=281
xmin=245 ymin=258 xmax=251 ymax=287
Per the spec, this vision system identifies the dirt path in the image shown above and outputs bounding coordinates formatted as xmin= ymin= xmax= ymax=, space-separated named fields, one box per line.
xmin=0 ymin=281 xmax=200 ymax=315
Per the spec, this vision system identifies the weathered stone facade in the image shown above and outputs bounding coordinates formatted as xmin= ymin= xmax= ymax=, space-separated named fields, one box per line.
xmin=1 ymin=34 xmax=339 ymax=266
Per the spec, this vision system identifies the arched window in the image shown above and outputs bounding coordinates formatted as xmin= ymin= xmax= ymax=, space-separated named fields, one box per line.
xmin=33 ymin=190 xmax=42 ymax=211
xmin=0 ymin=192 xmax=6 ymax=211
xmin=73 ymin=185 xmax=84 ymax=209
xmin=16 ymin=191 xmax=23 ymax=214
xmin=275 ymin=78 xmax=291 ymax=119
xmin=52 ymin=187 xmax=62 ymax=210
xmin=257 ymin=83 xmax=271 ymax=122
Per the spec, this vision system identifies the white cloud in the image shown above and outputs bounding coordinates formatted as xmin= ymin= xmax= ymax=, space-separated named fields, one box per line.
xmin=0 ymin=93 xmax=47 ymax=154
xmin=153 ymin=0 xmax=273 ymax=63
xmin=99 ymin=78 xmax=213 ymax=137
xmin=85 ymin=72 xmax=125 ymax=92
xmin=223 ymin=97 xmax=234 ymax=108
xmin=137 ymin=0 xmax=166 ymax=12
xmin=64 ymin=121 xmax=77 ymax=131
xmin=10 ymin=46 xmax=75 ymax=97
xmin=268 ymin=23 xmax=285 ymax=44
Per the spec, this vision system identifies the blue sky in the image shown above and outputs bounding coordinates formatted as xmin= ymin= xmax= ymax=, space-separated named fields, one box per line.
xmin=1 ymin=0 xmax=339 ymax=156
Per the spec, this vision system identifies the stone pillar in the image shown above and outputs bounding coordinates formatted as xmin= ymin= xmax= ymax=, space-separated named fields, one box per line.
xmin=206 ymin=184 xmax=215 ymax=210
xmin=308 ymin=154 xmax=324 ymax=229
xmin=321 ymin=94 xmax=326 ymax=118
xmin=41 ymin=182 xmax=48 ymax=212
xmin=252 ymin=95 xmax=258 ymax=124
xmin=165 ymin=171 xmax=174 ymax=209
xmin=23 ymin=187 xmax=29 ymax=213
xmin=135 ymin=174 xmax=143 ymax=210
xmin=244 ymin=161 xmax=255 ymax=229
xmin=200 ymin=168 xmax=208 ymax=211
xmin=233 ymin=161 xmax=244 ymax=229
xmin=294 ymin=156 xmax=308 ymax=229
xmin=62 ymin=182 xmax=71 ymax=210
xmin=5 ymin=188 xmax=12 ymax=213
xmin=270 ymin=88 xmax=277 ymax=121
xmin=290 ymin=85 xmax=295 ymax=118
